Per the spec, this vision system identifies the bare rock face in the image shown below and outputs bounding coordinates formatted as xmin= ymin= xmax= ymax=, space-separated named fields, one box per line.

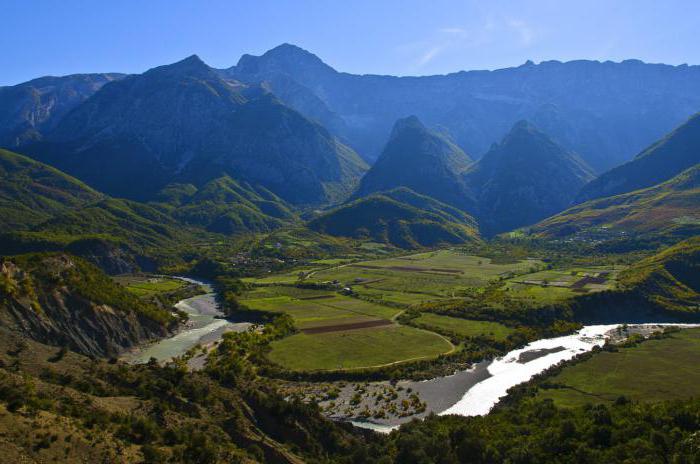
xmin=0 ymin=73 xmax=124 ymax=147
xmin=0 ymin=254 xmax=173 ymax=357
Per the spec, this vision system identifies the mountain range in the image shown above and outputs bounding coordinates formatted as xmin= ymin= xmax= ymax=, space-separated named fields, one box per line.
xmin=0 ymin=73 xmax=124 ymax=148
xmin=530 ymin=164 xmax=700 ymax=240
xmin=23 ymin=55 xmax=367 ymax=204
xmin=0 ymin=45 xmax=699 ymax=248
xmin=229 ymin=44 xmax=700 ymax=172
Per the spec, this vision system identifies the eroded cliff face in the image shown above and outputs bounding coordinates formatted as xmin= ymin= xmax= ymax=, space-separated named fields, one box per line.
xmin=0 ymin=254 xmax=173 ymax=357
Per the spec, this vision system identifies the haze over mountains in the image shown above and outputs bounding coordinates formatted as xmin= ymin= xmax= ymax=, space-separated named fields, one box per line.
xmin=229 ymin=44 xmax=700 ymax=172
xmin=0 ymin=43 xmax=699 ymax=243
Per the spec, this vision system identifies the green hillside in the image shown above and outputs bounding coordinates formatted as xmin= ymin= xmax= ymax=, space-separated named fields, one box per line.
xmin=0 ymin=148 xmax=102 ymax=231
xmin=308 ymin=188 xmax=479 ymax=248
xmin=618 ymin=236 xmax=700 ymax=313
xmin=158 ymin=175 xmax=296 ymax=234
xmin=528 ymin=164 xmax=700 ymax=240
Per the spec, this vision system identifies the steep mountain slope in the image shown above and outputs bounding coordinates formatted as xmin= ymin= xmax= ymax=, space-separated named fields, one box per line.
xmin=576 ymin=113 xmax=700 ymax=203
xmin=229 ymin=44 xmax=700 ymax=171
xmin=0 ymin=148 xmax=102 ymax=231
xmin=308 ymin=188 xmax=479 ymax=248
xmin=0 ymin=253 xmax=176 ymax=357
xmin=352 ymin=116 xmax=474 ymax=211
xmin=0 ymin=73 xmax=124 ymax=147
xmin=28 ymin=55 xmax=366 ymax=204
xmin=529 ymin=164 xmax=700 ymax=239
xmin=465 ymin=121 xmax=595 ymax=235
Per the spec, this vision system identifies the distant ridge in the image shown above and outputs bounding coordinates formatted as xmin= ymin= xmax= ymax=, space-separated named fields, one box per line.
xmin=229 ymin=44 xmax=700 ymax=169
xmin=576 ymin=112 xmax=700 ymax=203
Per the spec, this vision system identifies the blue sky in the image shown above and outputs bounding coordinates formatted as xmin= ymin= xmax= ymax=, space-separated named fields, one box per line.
xmin=2 ymin=0 xmax=699 ymax=85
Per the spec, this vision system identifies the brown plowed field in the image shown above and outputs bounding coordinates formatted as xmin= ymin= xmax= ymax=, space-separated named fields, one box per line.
xmin=301 ymin=319 xmax=393 ymax=334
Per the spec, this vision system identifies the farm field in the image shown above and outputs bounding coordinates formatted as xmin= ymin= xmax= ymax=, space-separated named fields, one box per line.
xmin=303 ymin=249 xmax=545 ymax=305
xmin=537 ymin=328 xmax=700 ymax=408
xmin=113 ymin=275 xmax=188 ymax=297
xmin=413 ymin=313 xmax=514 ymax=341
xmin=504 ymin=265 xmax=623 ymax=303
xmin=240 ymin=286 xmax=399 ymax=329
xmin=267 ymin=325 xmax=454 ymax=371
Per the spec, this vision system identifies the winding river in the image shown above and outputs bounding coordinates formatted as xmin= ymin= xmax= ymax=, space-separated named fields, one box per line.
xmin=121 ymin=279 xmax=699 ymax=432
xmin=122 ymin=277 xmax=253 ymax=364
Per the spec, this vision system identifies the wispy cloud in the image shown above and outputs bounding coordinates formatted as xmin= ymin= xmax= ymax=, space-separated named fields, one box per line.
xmin=400 ymin=17 xmax=539 ymax=70
xmin=410 ymin=27 xmax=472 ymax=67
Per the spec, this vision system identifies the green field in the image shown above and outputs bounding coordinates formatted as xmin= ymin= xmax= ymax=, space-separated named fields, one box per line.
xmin=240 ymin=286 xmax=399 ymax=329
xmin=301 ymin=249 xmax=544 ymax=305
xmin=114 ymin=275 xmax=188 ymax=297
xmin=414 ymin=313 xmax=514 ymax=340
xmin=538 ymin=329 xmax=700 ymax=407
xmin=267 ymin=325 xmax=453 ymax=371
xmin=504 ymin=265 xmax=622 ymax=303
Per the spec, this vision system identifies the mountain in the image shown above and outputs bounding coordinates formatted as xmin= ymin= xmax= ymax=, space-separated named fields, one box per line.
xmin=0 ymin=148 xmax=102 ymax=232
xmin=0 ymin=253 xmax=176 ymax=357
xmin=0 ymin=73 xmax=124 ymax=147
xmin=465 ymin=121 xmax=595 ymax=235
xmin=27 ymin=55 xmax=366 ymax=204
xmin=576 ymin=113 xmax=700 ymax=203
xmin=308 ymin=188 xmax=479 ymax=248
xmin=229 ymin=44 xmax=700 ymax=171
xmin=352 ymin=116 xmax=474 ymax=212
xmin=528 ymin=164 xmax=700 ymax=240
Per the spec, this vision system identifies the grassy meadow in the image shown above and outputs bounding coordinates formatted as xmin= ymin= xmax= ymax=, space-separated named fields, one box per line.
xmin=537 ymin=328 xmax=700 ymax=408
xmin=113 ymin=275 xmax=189 ymax=297
xmin=414 ymin=313 xmax=514 ymax=340
xmin=267 ymin=325 xmax=453 ymax=371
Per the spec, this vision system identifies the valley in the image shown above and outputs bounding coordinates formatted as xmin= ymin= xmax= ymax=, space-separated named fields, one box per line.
xmin=1 ymin=10 xmax=700 ymax=461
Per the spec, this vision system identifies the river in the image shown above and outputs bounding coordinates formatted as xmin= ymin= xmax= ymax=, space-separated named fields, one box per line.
xmin=122 ymin=277 xmax=253 ymax=365
xmin=351 ymin=323 xmax=700 ymax=433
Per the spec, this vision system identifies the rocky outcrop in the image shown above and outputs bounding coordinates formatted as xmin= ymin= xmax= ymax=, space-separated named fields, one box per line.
xmin=0 ymin=73 xmax=124 ymax=147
